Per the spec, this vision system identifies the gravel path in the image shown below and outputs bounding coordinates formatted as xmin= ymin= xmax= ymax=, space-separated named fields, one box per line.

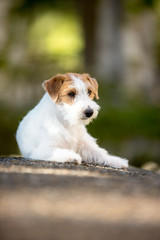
xmin=0 ymin=157 xmax=160 ymax=240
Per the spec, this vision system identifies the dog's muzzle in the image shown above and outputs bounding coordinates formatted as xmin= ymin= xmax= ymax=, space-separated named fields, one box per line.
xmin=83 ymin=108 xmax=94 ymax=118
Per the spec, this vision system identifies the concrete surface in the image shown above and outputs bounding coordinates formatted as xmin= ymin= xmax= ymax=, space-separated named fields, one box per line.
xmin=0 ymin=157 xmax=160 ymax=240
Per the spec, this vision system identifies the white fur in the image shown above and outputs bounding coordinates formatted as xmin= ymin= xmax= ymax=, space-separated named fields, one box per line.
xmin=16 ymin=75 xmax=128 ymax=168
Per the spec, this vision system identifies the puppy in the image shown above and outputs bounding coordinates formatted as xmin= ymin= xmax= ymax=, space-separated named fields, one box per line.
xmin=16 ymin=73 xmax=128 ymax=168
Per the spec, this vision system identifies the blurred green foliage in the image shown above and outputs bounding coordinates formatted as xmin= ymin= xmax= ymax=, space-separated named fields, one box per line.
xmin=0 ymin=0 xmax=160 ymax=168
xmin=1 ymin=83 xmax=160 ymax=167
xmin=28 ymin=11 xmax=83 ymax=59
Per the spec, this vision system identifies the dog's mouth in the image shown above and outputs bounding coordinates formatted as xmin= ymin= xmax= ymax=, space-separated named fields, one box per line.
xmin=80 ymin=116 xmax=92 ymax=125
xmin=81 ymin=112 xmax=96 ymax=122
xmin=81 ymin=116 xmax=89 ymax=120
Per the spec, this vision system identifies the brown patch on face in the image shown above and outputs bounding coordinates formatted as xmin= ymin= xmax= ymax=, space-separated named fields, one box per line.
xmin=43 ymin=72 xmax=99 ymax=104
xmin=69 ymin=73 xmax=99 ymax=100
xmin=57 ymin=85 xmax=77 ymax=105
xmin=43 ymin=74 xmax=76 ymax=104
xmin=82 ymin=73 xmax=99 ymax=100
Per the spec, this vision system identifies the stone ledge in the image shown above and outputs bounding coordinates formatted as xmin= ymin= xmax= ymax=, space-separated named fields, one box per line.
xmin=0 ymin=157 xmax=160 ymax=240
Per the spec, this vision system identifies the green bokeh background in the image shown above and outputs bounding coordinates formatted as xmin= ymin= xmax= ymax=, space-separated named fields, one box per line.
xmin=0 ymin=0 xmax=160 ymax=167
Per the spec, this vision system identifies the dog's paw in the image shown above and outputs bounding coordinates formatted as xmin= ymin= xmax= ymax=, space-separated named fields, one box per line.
xmin=67 ymin=153 xmax=82 ymax=164
xmin=105 ymin=155 xmax=128 ymax=169
xmin=50 ymin=149 xmax=82 ymax=164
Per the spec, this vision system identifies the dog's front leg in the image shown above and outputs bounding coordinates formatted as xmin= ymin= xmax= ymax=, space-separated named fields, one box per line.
xmin=78 ymin=134 xmax=128 ymax=169
xmin=29 ymin=146 xmax=82 ymax=164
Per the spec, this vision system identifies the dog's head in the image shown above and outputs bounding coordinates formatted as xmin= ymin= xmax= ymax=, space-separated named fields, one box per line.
xmin=43 ymin=73 xmax=100 ymax=125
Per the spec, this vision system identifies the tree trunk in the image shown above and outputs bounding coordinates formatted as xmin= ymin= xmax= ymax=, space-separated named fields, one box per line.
xmin=95 ymin=0 xmax=125 ymax=82
xmin=76 ymin=0 xmax=98 ymax=74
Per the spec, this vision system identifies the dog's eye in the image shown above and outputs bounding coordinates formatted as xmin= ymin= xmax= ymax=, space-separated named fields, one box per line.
xmin=88 ymin=89 xmax=92 ymax=96
xmin=68 ymin=91 xmax=76 ymax=98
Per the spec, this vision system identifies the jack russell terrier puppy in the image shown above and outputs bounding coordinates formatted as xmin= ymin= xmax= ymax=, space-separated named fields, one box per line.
xmin=16 ymin=73 xmax=128 ymax=168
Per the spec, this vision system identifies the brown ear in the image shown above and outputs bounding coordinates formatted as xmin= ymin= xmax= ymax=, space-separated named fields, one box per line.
xmin=83 ymin=73 xmax=99 ymax=100
xmin=90 ymin=77 xmax=99 ymax=100
xmin=43 ymin=74 xmax=65 ymax=102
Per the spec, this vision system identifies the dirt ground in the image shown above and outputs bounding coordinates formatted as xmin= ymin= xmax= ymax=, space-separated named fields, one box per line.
xmin=0 ymin=157 xmax=160 ymax=240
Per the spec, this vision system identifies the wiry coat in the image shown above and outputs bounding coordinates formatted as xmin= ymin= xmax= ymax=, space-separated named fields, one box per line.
xmin=16 ymin=73 xmax=128 ymax=168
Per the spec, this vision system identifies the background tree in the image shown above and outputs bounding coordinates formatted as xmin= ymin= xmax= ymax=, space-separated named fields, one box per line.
xmin=0 ymin=0 xmax=160 ymax=167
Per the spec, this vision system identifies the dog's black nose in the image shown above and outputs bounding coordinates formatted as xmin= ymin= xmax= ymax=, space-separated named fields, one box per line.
xmin=84 ymin=108 xmax=94 ymax=118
